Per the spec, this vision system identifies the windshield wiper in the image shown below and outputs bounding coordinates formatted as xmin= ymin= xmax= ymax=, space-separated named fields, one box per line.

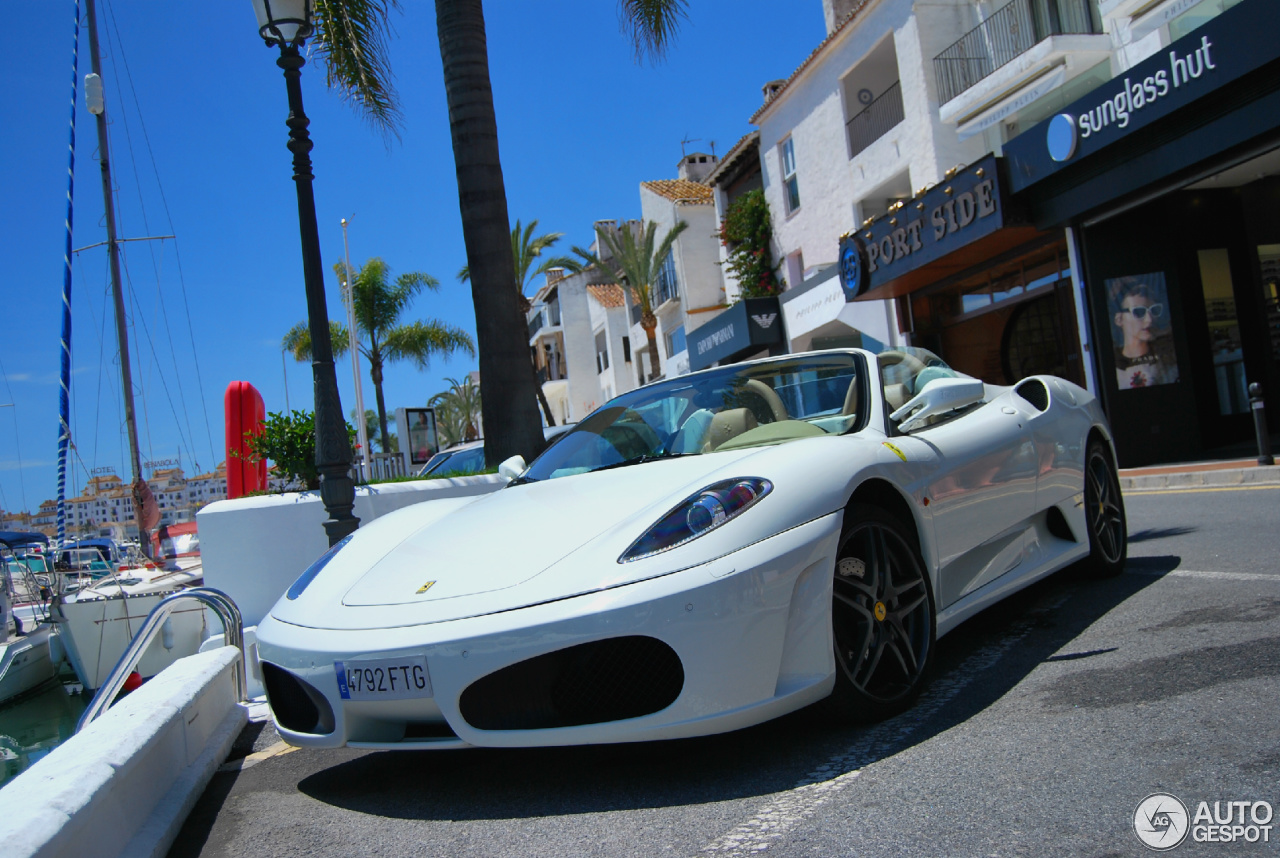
xmin=584 ymin=451 xmax=690 ymax=475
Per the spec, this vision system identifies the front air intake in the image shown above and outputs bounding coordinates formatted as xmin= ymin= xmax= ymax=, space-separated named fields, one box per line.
xmin=459 ymin=636 xmax=684 ymax=731
xmin=261 ymin=661 xmax=336 ymax=735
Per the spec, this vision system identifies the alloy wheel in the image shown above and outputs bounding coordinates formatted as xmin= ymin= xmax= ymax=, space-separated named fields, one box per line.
xmin=832 ymin=517 xmax=932 ymax=705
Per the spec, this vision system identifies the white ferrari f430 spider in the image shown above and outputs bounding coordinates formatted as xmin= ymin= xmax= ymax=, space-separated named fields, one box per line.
xmin=255 ymin=347 xmax=1126 ymax=749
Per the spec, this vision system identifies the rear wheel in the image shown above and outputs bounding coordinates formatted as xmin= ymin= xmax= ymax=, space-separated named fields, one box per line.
xmin=1084 ymin=440 xmax=1127 ymax=576
xmin=829 ymin=505 xmax=935 ymax=723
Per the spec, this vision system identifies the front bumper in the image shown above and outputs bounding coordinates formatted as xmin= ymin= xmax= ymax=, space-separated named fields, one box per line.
xmin=255 ymin=513 xmax=842 ymax=749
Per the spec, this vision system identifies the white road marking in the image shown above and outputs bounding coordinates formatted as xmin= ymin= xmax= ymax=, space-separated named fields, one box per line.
xmin=1124 ymin=484 xmax=1280 ymax=495
xmin=1127 ymin=568 xmax=1277 ymax=582
xmin=698 ymin=593 xmax=1071 ymax=856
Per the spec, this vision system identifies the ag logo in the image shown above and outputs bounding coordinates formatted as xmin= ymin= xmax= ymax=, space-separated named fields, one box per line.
xmin=1134 ymin=793 xmax=1189 ymax=850
xmin=751 ymin=312 xmax=778 ymax=329
xmin=838 ymin=233 xmax=866 ymax=299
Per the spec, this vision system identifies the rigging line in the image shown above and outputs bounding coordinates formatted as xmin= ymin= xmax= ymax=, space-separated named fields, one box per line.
xmin=103 ymin=0 xmax=215 ymax=470
xmin=101 ymin=7 xmax=196 ymax=466
xmin=120 ymin=247 xmax=198 ymax=469
xmin=0 ymin=359 xmax=30 ymax=513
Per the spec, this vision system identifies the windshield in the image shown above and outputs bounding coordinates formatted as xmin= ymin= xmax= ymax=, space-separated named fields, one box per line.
xmin=521 ymin=352 xmax=863 ymax=482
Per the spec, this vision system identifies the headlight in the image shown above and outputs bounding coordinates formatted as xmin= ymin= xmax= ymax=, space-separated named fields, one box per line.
xmin=286 ymin=532 xmax=354 ymax=600
xmin=619 ymin=477 xmax=772 ymax=563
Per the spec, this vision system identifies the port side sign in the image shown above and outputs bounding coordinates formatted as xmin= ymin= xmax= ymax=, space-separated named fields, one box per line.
xmin=1004 ymin=0 xmax=1280 ymax=192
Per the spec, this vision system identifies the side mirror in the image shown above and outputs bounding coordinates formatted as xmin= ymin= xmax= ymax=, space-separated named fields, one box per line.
xmin=497 ymin=455 xmax=527 ymax=482
xmin=890 ymin=377 xmax=986 ymax=433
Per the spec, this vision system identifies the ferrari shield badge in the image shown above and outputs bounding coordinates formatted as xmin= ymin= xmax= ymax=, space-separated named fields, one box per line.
xmin=416 ymin=581 xmax=436 ymax=595
xmin=882 ymin=441 xmax=908 ymax=462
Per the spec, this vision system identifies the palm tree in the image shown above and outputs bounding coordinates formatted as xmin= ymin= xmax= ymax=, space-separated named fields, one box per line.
xmin=581 ymin=219 xmax=688 ymax=382
xmin=458 ymin=219 xmax=583 ymax=425
xmin=309 ymin=0 xmax=688 ymax=465
xmin=429 ymin=376 xmax=482 ymax=445
xmin=284 ymin=257 xmax=475 ymax=453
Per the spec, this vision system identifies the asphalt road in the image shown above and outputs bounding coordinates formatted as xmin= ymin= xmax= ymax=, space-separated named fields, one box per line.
xmin=170 ymin=485 xmax=1280 ymax=857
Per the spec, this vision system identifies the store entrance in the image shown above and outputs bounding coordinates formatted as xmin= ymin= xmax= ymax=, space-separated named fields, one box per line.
xmin=1081 ymin=149 xmax=1280 ymax=465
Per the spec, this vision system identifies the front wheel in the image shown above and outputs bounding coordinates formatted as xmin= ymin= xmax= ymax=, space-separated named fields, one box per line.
xmin=1084 ymin=440 xmax=1127 ymax=577
xmin=829 ymin=505 xmax=935 ymax=723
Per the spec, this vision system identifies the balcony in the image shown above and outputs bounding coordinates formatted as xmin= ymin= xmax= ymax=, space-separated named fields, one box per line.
xmin=847 ymin=81 xmax=905 ymax=159
xmin=527 ymin=298 xmax=562 ymax=340
xmin=934 ymin=0 xmax=1101 ymax=106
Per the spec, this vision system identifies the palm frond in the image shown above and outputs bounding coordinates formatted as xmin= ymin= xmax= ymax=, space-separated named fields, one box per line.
xmin=282 ymin=319 xmax=351 ymax=361
xmin=382 ymin=321 xmax=476 ymax=368
xmin=312 ymin=0 xmax=403 ymax=137
xmin=617 ymin=0 xmax=689 ymax=64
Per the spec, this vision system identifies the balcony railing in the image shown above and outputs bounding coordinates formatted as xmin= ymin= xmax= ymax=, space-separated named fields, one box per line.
xmin=933 ymin=0 xmax=1099 ymax=105
xmin=527 ymin=298 xmax=562 ymax=339
xmin=847 ymin=81 xmax=905 ymax=159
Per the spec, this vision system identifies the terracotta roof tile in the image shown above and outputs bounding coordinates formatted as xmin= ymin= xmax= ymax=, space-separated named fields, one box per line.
xmin=640 ymin=179 xmax=714 ymax=204
xmin=587 ymin=284 xmax=627 ymax=308
xmin=749 ymin=0 xmax=873 ymax=124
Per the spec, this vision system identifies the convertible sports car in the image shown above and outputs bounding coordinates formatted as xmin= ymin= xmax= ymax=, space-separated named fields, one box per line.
xmin=256 ymin=347 xmax=1126 ymax=750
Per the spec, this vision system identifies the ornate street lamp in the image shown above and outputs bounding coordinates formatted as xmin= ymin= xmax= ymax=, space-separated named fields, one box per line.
xmin=251 ymin=0 xmax=358 ymax=545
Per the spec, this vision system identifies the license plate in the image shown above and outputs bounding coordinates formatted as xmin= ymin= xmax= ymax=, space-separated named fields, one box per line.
xmin=335 ymin=655 xmax=433 ymax=701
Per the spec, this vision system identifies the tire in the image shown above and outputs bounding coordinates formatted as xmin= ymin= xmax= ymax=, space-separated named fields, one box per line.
xmin=1084 ymin=440 xmax=1127 ymax=577
xmin=829 ymin=504 xmax=935 ymax=723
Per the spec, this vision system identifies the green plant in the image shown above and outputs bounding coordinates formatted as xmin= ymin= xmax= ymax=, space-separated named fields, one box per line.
xmin=235 ymin=410 xmax=356 ymax=491
xmin=718 ymin=190 xmax=780 ymax=298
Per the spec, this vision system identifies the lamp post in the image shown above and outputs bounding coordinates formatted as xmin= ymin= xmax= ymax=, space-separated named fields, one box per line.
xmin=251 ymin=0 xmax=358 ymax=545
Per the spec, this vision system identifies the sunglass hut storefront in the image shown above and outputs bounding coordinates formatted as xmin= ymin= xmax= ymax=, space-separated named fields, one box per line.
xmin=1003 ymin=0 xmax=1280 ymax=466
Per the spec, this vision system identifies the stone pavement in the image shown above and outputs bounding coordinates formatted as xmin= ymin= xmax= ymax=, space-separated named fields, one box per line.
xmin=1119 ymin=457 xmax=1280 ymax=491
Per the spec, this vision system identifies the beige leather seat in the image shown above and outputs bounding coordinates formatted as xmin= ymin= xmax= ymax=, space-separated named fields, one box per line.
xmin=703 ymin=408 xmax=757 ymax=451
xmin=884 ymin=383 xmax=911 ymax=412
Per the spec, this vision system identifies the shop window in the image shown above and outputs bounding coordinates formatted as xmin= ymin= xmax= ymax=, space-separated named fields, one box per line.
xmin=1258 ymin=245 xmax=1280 ymax=364
xmin=954 ymin=249 xmax=1070 ymax=318
xmin=664 ymin=325 xmax=686 ymax=357
xmin=780 ymin=137 xmax=800 ymax=214
xmin=1003 ymin=294 xmax=1066 ymax=380
xmin=1198 ymin=249 xmax=1248 ymax=415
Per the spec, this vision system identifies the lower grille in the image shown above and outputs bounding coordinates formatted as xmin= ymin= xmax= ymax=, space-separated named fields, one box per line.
xmin=459 ymin=636 xmax=684 ymax=731
xmin=261 ymin=661 xmax=336 ymax=735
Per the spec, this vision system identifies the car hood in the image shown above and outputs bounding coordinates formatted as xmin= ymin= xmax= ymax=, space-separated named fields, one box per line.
xmin=269 ymin=436 xmax=864 ymax=631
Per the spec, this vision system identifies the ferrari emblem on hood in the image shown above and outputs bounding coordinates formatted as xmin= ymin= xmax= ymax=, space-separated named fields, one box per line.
xmin=416 ymin=581 xmax=436 ymax=594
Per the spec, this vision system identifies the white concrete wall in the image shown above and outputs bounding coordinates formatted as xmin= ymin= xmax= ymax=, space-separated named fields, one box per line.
xmin=198 ymin=476 xmax=506 ymax=629
xmin=0 ymin=647 xmax=244 ymax=858
xmin=554 ymin=271 xmax=602 ymax=423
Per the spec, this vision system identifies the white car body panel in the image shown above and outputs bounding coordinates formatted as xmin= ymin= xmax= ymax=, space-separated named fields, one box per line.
xmin=255 ymin=349 xmax=1117 ymax=750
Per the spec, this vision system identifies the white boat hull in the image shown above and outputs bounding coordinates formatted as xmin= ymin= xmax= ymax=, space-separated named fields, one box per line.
xmin=56 ymin=592 xmax=209 ymax=692
xmin=0 ymin=625 xmax=59 ymax=705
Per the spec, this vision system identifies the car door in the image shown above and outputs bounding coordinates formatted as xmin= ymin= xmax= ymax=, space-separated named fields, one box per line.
xmin=907 ymin=396 xmax=1040 ymax=608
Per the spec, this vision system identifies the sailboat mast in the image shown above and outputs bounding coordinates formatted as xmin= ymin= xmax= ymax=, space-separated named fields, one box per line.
xmin=84 ymin=0 xmax=148 ymax=550
xmin=56 ymin=0 xmax=81 ymax=546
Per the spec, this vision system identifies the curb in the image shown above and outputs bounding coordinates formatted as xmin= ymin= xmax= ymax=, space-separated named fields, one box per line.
xmin=1121 ymin=465 xmax=1280 ymax=491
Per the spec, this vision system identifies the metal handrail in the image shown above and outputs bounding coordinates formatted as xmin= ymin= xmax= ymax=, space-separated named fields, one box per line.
xmin=933 ymin=0 xmax=1099 ymax=104
xmin=76 ymin=586 xmax=246 ymax=732
xmin=847 ymin=81 xmax=905 ymax=158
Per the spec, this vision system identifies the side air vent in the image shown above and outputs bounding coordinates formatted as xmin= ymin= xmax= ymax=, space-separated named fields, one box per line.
xmin=1015 ymin=379 xmax=1049 ymax=412
xmin=459 ymin=636 xmax=684 ymax=731
xmin=261 ymin=661 xmax=336 ymax=735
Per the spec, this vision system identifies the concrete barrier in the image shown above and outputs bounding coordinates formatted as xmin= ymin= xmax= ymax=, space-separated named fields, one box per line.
xmin=0 ymin=647 xmax=245 ymax=858
xmin=198 ymin=475 xmax=506 ymax=627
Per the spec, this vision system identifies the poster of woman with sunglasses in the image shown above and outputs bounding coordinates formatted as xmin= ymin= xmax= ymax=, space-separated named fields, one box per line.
xmin=1106 ymin=273 xmax=1179 ymax=390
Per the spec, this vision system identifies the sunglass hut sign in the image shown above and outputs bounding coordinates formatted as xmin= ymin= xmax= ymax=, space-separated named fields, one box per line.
xmin=1047 ymin=37 xmax=1217 ymax=162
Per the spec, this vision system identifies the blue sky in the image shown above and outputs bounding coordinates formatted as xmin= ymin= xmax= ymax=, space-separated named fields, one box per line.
xmin=0 ymin=0 xmax=825 ymax=514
